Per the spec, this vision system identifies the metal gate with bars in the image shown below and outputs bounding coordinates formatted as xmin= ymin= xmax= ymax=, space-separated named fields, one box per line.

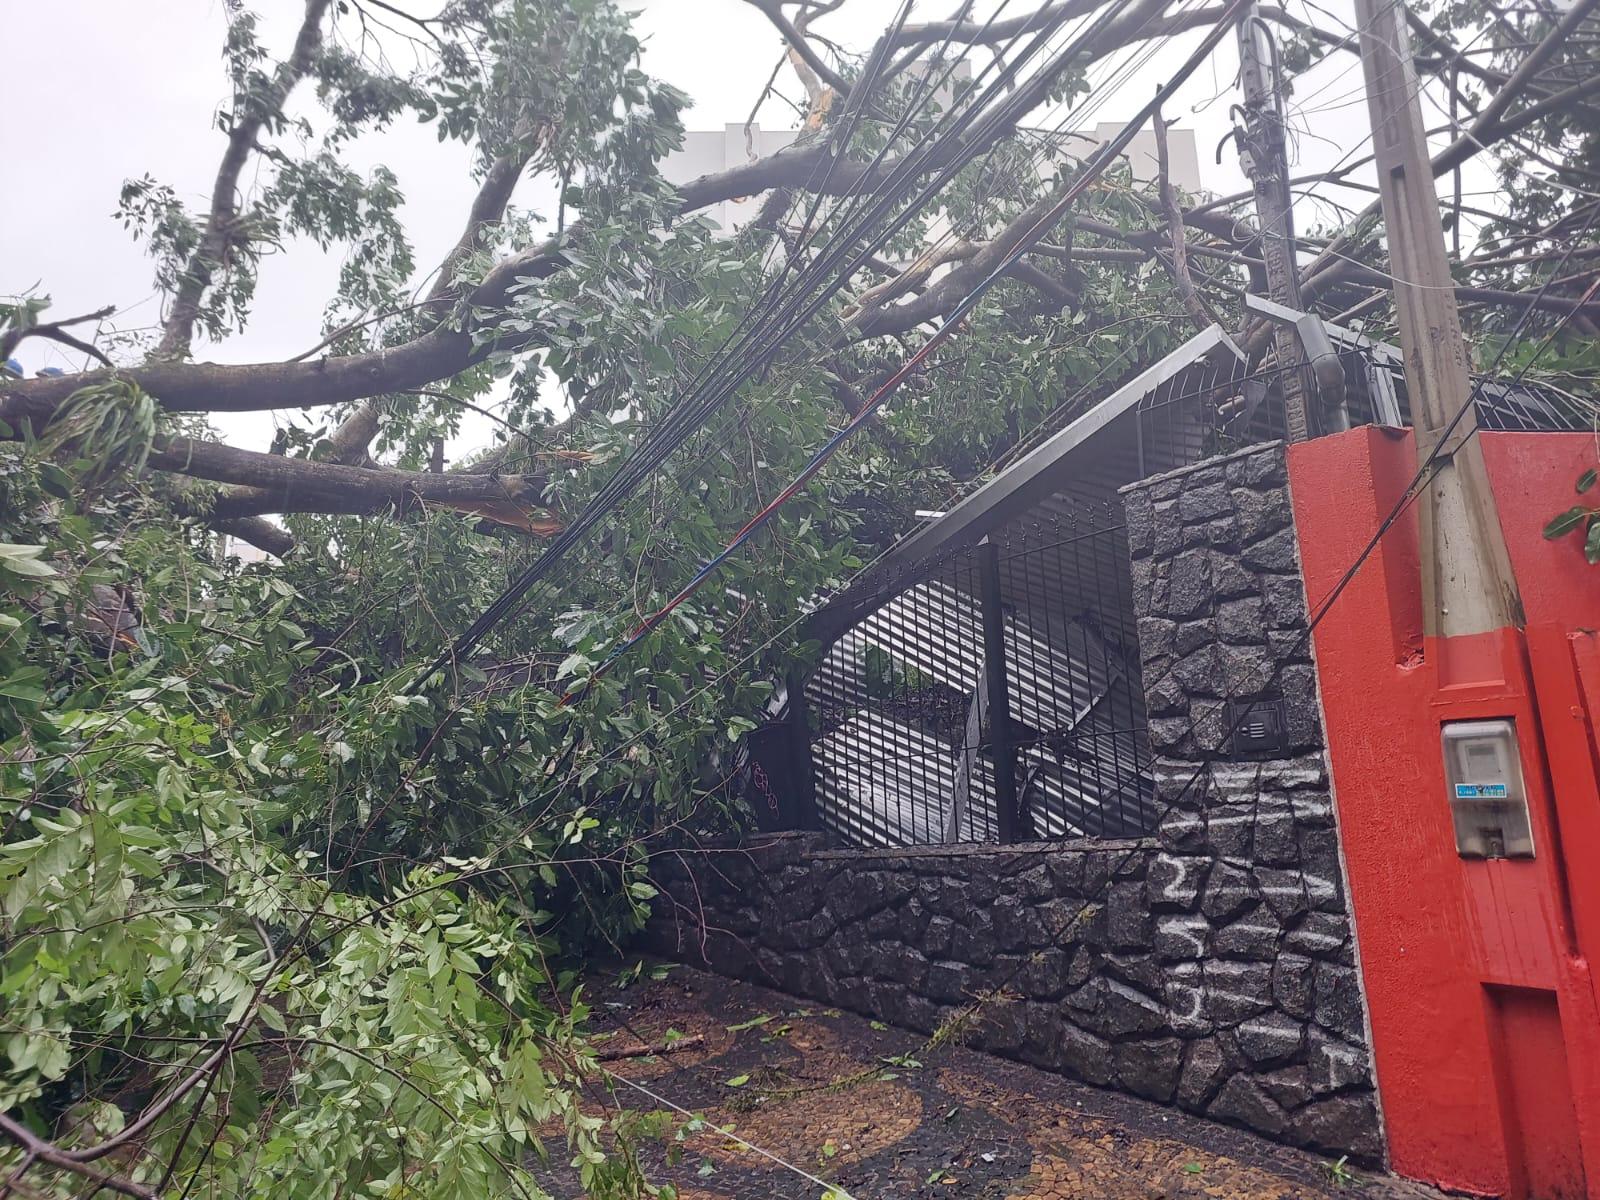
xmin=758 ymin=320 xmax=1599 ymax=851
xmin=795 ymin=509 xmax=1154 ymax=848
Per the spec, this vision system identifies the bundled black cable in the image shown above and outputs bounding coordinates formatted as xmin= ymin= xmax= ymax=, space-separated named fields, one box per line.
xmin=415 ymin=0 xmax=1138 ymax=685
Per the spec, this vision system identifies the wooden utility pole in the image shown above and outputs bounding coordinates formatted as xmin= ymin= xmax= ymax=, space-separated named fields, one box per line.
xmin=1235 ymin=7 xmax=1313 ymax=441
xmin=1353 ymin=0 xmax=1522 ymax=640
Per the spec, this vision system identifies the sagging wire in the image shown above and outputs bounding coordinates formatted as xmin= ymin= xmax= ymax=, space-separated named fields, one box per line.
xmin=416 ymin=0 xmax=1146 ymax=685
xmin=557 ymin=0 xmax=1257 ymax=707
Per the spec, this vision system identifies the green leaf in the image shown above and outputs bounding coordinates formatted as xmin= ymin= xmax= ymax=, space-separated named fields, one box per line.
xmin=723 ymin=1074 xmax=750 ymax=1088
xmin=37 ymin=463 xmax=74 ymax=500
xmin=1580 ymin=468 xmax=1598 ymax=494
xmin=725 ymin=1014 xmax=772 ymax=1032
xmin=1544 ymin=506 xmax=1590 ymax=540
xmin=0 ymin=543 xmax=56 ymax=578
xmin=1586 ymin=517 xmax=1600 ymax=565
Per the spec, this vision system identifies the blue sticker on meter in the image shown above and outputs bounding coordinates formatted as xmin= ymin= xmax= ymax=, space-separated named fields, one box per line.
xmin=1454 ymin=783 xmax=1508 ymax=799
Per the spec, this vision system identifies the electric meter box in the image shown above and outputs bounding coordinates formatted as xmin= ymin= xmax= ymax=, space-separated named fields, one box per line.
xmin=1441 ymin=719 xmax=1534 ymax=859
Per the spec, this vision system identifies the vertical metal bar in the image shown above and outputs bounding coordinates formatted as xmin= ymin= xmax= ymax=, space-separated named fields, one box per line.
xmin=787 ymin=667 xmax=818 ymax=832
xmin=979 ymin=538 xmax=1020 ymax=844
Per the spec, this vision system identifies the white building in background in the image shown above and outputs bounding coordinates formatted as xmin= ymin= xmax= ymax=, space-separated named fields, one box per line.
xmin=662 ymin=125 xmax=802 ymax=236
xmin=1071 ymin=120 xmax=1203 ymax=194
xmin=660 ymin=120 xmax=1204 ymax=237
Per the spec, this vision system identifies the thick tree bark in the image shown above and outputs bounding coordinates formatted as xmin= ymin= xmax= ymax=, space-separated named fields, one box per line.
xmin=154 ymin=0 xmax=332 ymax=361
xmin=149 ymin=437 xmax=559 ymax=533
xmin=212 ymin=516 xmax=297 ymax=557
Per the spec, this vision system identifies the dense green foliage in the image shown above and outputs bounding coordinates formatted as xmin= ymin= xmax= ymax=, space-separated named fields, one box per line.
xmin=6 ymin=0 xmax=1595 ymax=1194
xmin=0 ymin=3 xmax=1210 ymax=1194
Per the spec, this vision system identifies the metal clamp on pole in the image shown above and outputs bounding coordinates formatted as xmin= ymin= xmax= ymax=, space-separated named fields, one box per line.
xmin=1244 ymin=292 xmax=1351 ymax=432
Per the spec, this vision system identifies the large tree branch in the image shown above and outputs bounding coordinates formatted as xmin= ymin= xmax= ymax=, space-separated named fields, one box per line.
xmin=154 ymin=0 xmax=332 ymax=361
xmin=323 ymin=140 xmax=537 ymax=467
xmin=146 ymin=437 xmax=559 ymax=533
xmin=1297 ymin=0 xmax=1600 ymax=306
xmin=0 ymin=122 xmax=962 ymax=424
xmin=1430 ymin=0 xmax=1600 ymax=178
xmin=851 ymin=191 xmax=1080 ymax=336
xmin=0 ymin=1113 xmax=154 ymax=1200
xmin=1153 ymin=111 xmax=1224 ymax=333
xmin=745 ymin=0 xmax=853 ymax=96
xmin=212 ymin=516 xmax=297 ymax=557
xmin=889 ymin=0 xmax=1105 ymax=47
xmin=4 ymin=0 xmax=1201 ymax=431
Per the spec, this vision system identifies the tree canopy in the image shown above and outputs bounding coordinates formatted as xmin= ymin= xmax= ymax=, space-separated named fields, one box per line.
xmin=2 ymin=0 xmax=1596 ymax=1196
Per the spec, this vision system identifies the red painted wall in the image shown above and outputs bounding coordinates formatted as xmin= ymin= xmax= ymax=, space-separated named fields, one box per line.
xmin=1288 ymin=429 xmax=1600 ymax=1198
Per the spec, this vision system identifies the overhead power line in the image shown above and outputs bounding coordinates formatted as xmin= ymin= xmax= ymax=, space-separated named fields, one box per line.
xmin=416 ymin=0 xmax=1149 ymax=686
xmin=558 ymin=0 xmax=1256 ymax=703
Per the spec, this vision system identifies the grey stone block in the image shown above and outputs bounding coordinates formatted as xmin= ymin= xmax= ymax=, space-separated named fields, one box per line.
xmin=1293 ymin=1093 xmax=1384 ymax=1163
xmin=1261 ymin=573 xmax=1308 ymax=627
xmin=1105 ymin=880 xmax=1154 ymax=950
xmin=1232 ymin=486 xmax=1289 ymax=541
xmin=1308 ymin=1030 xmax=1373 ymax=1094
xmin=1138 ymin=615 xmax=1177 ymax=663
xmin=1213 ymin=905 xmax=1283 ymax=961
xmin=1179 ymin=480 xmax=1233 ymax=522
xmin=1156 ymin=914 xmax=1212 ymax=961
xmin=1098 ymin=978 xmax=1170 ymax=1037
xmin=1174 ymin=619 xmax=1215 ymax=656
xmin=1163 ymin=553 xmax=1214 ymax=619
xmin=1177 ymin=1037 xmax=1232 ymax=1111
xmin=1205 ymin=801 xmax=1255 ymax=859
xmin=924 ymin=960 xmax=969 ymax=1004
xmin=1224 ymin=447 xmax=1287 ymax=488
xmin=1116 ymin=1037 xmax=1184 ymax=1102
xmin=1172 ymin=644 xmax=1222 ymax=695
xmin=1210 ymin=1072 xmax=1290 ymax=1138
xmin=1235 ymin=1012 xmax=1305 ymax=1067
xmin=1272 ymin=954 xmax=1316 ymax=1019
xmin=1253 ymin=799 xmax=1301 ymax=867
xmin=1285 ymin=911 xmax=1350 ymax=960
xmin=1212 ymin=551 xmax=1258 ymax=599
xmin=1312 ymin=962 xmax=1367 ymax=1041
xmin=1125 ymin=489 xmax=1155 ymax=555
xmin=1164 ymin=962 xmax=1211 ymax=1036
xmin=1146 ymin=852 xmax=1206 ymax=911
xmin=1243 ymin=527 xmax=1299 ymax=574
xmin=1216 ymin=596 xmax=1266 ymax=645
xmin=1220 ymin=643 xmax=1275 ymax=696
xmin=1201 ymin=862 xmax=1258 ymax=923
xmin=1204 ymin=960 xmax=1274 ymax=1023
xmin=1058 ymin=1021 xmax=1116 ymax=1086
xmin=1255 ymin=866 xmax=1309 ymax=922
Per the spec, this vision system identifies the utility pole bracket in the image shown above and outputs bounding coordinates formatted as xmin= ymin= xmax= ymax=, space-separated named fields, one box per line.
xmin=1245 ymin=293 xmax=1351 ymax=430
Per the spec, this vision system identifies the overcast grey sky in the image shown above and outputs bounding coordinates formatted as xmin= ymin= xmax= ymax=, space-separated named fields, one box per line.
xmin=0 ymin=0 xmax=1484 ymax=455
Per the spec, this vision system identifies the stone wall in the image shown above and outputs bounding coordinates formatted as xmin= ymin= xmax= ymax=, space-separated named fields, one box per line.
xmin=647 ymin=441 xmax=1383 ymax=1163
xmin=1120 ymin=441 xmax=1381 ymax=1158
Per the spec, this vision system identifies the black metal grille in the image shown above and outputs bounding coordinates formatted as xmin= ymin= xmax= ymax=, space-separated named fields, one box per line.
xmin=799 ymin=509 xmax=1153 ymax=849
xmin=768 ymin=334 xmax=1596 ymax=849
